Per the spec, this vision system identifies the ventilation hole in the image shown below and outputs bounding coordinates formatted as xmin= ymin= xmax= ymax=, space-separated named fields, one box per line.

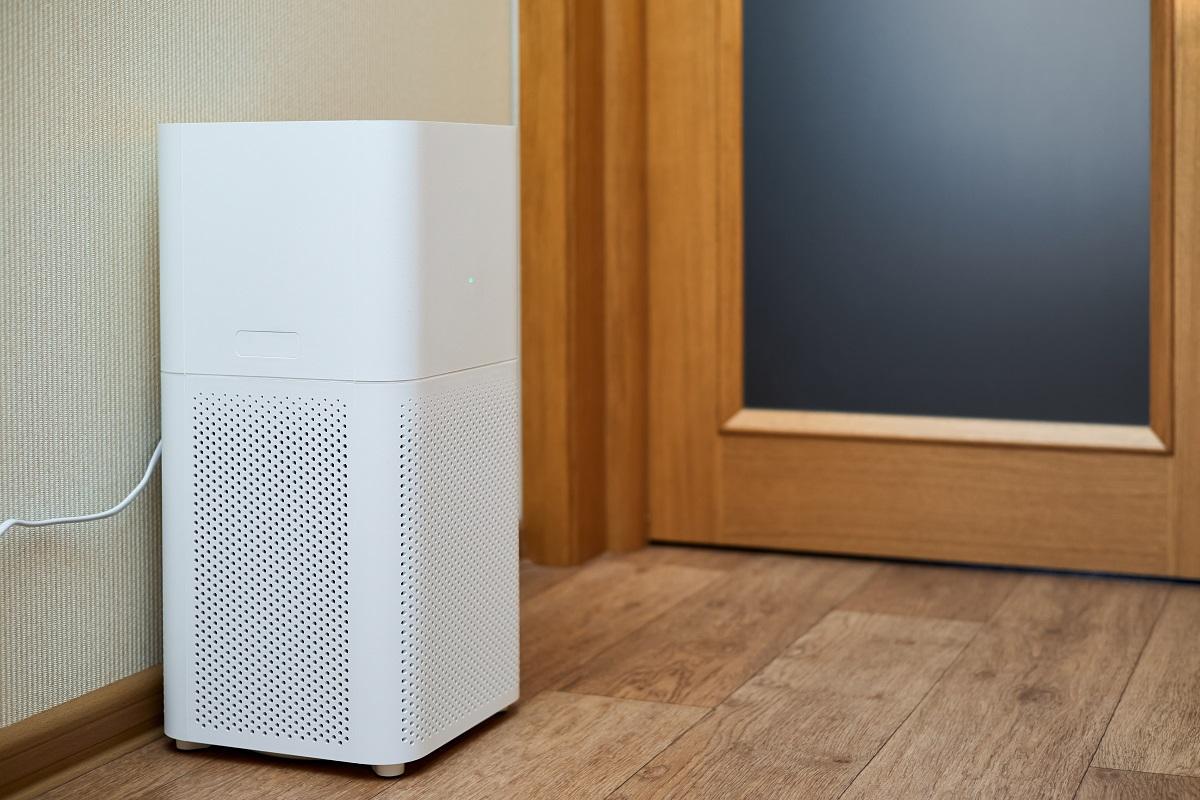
xmin=190 ymin=393 xmax=350 ymax=745
xmin=395 ymin=374 xmax=520 ymax=745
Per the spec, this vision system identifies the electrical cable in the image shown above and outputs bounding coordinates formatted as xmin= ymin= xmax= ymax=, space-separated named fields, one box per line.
xmin=0 ymin=440 xmax=162 ymax=536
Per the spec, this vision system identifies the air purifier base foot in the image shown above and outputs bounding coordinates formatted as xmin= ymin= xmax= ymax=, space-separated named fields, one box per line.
xmin=372 ymin=763 xmax=406 ymax=778
xmin=174 ymin=740 xmax=210 ymax=751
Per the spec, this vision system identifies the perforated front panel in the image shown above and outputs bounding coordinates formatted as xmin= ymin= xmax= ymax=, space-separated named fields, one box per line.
xmin=190 ymin=393 xmax=350 ymax=745
xmin=396 ymin=373 xmax=520 ymax=745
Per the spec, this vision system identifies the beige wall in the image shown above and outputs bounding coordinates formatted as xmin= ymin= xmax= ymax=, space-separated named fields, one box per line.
xmin=0 ymin=0 xmax=513 ymax=728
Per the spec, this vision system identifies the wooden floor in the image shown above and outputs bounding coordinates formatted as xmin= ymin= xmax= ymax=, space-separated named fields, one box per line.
xmin=32 ymin=545 xmax=1200 ymax=799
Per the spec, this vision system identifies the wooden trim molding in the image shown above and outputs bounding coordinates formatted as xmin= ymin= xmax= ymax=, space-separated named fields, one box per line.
xmin=602 ymin=0 xmax=650 ymax=553
xmin=724 ymin=409 xmax=1168 ymax=454
xmin=1150 ymin=0 xmax=1176 ymax=447
xmin=1168 ymin=0 xmax=1200 ymax=576
xmin=520 ymin=0 xmax=604 ymax=565
xmin=646 ymin=0 xmax=723 ymax=544
xmin=0 ymin=666 xmax=163 ymax=800
xmin=520 ymin=0 xmax=650 ymax=564
xmin=715 ymin=0 xmax=744 ymax=426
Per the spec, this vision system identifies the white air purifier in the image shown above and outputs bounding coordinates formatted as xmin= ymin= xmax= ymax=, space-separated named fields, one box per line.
xmin=157 ymin=120 xmax=519 ymax=777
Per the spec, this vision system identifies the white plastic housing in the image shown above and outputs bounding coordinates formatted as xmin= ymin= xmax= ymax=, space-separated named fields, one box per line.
xmin=158 ymin=120 xmax=519 ymax=768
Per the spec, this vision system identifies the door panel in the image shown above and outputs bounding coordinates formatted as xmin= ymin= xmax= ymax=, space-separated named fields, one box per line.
xmin=647 ymin=0 xmax=1200 ymax=576
xmin=721 ymin=437 xmax=1169 ymax=574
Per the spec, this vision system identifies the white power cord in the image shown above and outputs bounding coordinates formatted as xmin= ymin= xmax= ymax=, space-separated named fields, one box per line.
xmin=0 ymin=440 xmax=162 ymax=536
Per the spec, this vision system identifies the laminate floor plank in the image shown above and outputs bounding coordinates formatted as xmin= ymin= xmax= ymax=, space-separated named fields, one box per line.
xmin=838 ymin=562 xmax=1019 ymax=622
xmin=1075 ymin=767 xmax=1200 ymax=800
xmin=841 ymin=575 xmax=1167 ymax=800
xmin=566 ymin=555 xmax=878 ymax=706
xmin=520 ymin=559 xmax=581 ymax=603
xmin=609 ymin=610 xmax=977 ymax=799
xmin=520 ymin=558 xmax=724 ymax=697
xmin=29 ymin=553 xmax=1183 ymax=800
xmin=376 ymin=692 xmax=706 ymax=800
xmin=1094 ymin=585 xmax=1200 ymax=777
xmin=34 ymin=738 xmax=205 ymax=800
xmin=622 ymin=544 xmax=755 ymax=572
xmin=64 ymin=739 xmax=387 ymax=800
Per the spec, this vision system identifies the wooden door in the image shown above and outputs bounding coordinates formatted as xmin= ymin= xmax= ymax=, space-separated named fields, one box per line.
xmin=647 ymin=0 xmax=1200 ymax=576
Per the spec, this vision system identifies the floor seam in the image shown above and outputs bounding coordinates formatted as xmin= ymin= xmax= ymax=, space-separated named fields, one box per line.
xmin=1071 ymin=586 xmax=1174 ymax=799
xmin=601 ymin=707 xmax=718 ymax=800
xmin=1085 ymin=764 xmax=1200 ymax=781
xmin=833 ymin=573 xmax=1025 ymax=799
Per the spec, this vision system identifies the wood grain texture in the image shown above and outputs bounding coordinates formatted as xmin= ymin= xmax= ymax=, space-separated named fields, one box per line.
xmin=724 ymin=409 xmax=1167 ymax=453
xmin=521 ymin=0 xmax=656 ymax=564
xmin=602 ymin=0 xmax=650 ymax=554
xmin=518 ymin=0 xmax=607 ymax=566
xmin=0 ymin=666 xmax=163 ymax=800
xmin=520 ymin=557 xmax=723 ymax=696
xmin=841 ymin=576 xmax=1167 ymax=800
xmin=519 ymin=559 xmax=582 ymax=603
xmin=6 ymin=728 xmax=164 ymax=800
xmin=715 ymin=0 xmax=743 ymax=422
xmin=1150 ymin=0 xmax=1176 ymax=447
xmin=37 ymin=737 xmax=384 ymax=800
xmin=611 ymin=611 xmax=977 ymax=799
xmin=646 ymin=0 xmax=1195 ymax=579
xmin=645 ymin=0 xmax=722 ymax=543
xmin=565 ymin=555 xmax=878 ymax=706
xmin=377 ymin=692 xmax=704 ymax=800
xmin=838 ymin=563 xmax=1020 ymax=622
xmin=622 ymin=543 xmax=753 ymax=572
xmin=716 ymin=435 xmax=1171 ymax=575
xmin=1170 ymin=0 xmax=1200 ymax=577
xmin=112 ymin=746 xmax=383 ymax=800
xmin=33 ymin=737 xmax=197 ymax=800
xmin=1094 ymin=586 xmax=1200 ymax=776
xmin=1076 ymin=768 xmax=1200 ymax=800
xmin=519 ymin=0 xmax=572 ymax=564
xmin=564 ymin=0 xmax=609 ymax=564
xmin=22 ymin=550 xmax=1200 ymax=800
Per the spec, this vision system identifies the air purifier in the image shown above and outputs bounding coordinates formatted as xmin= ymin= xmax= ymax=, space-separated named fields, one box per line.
xmin=158 ymin=120 xmax=519 ymax=777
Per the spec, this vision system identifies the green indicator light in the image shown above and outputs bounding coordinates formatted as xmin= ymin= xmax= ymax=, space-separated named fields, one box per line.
xmin=467 ymin=276 xmax=476 ymax=285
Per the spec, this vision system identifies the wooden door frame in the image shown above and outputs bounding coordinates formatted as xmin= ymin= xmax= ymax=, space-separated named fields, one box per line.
xmin=644 ymin=0 xmax=1200 ymax=577
xmin=517 ymin=1 xmax=1200 ymax=572
xmin=519 ymin=0 xmax=649 ymax=564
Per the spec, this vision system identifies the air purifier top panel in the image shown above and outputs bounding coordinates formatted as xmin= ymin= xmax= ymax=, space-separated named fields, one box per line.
xmin=158 ymin=120 xmax=516 ymax=383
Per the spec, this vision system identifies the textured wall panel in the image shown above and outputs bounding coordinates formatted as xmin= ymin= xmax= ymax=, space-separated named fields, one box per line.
xmin=0 ymin=0 xmax=512 ymax=728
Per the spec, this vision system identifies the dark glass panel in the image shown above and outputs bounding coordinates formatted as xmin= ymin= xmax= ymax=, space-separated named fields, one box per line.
xmin=743 ymin=0 xmax=1149 ymax=424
